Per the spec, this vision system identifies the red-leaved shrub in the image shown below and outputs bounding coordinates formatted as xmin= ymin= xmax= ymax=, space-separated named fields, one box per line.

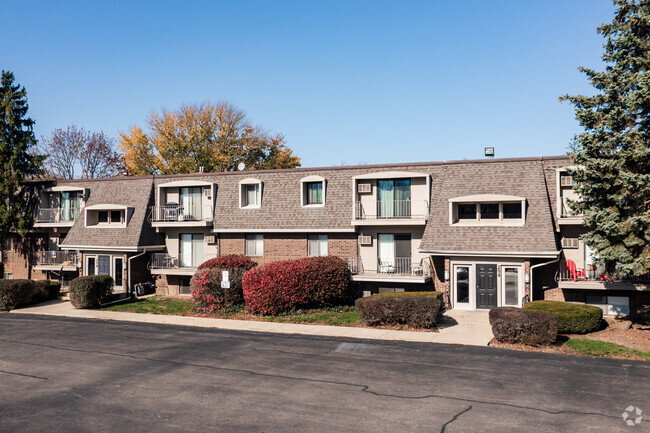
xmin=191 ymin=255 xmax=256 ymax=313
xmin=198 ymin=255 xmax=256 ymax=270
xmin=242 ymin=256 xmax=352 ymax=315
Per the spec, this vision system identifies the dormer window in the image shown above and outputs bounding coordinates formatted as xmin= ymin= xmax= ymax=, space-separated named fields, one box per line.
xmin=300 ymin=175 xmax=326 ymax=207
xmin=85 ymin=204 xmax=130 ymax=228
xmin=449 ymin=195 xmax=526 ymax=226
xmin=239 ymin=178 xmax=262 ymax=209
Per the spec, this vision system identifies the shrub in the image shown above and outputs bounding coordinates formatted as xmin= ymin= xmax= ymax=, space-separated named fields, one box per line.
xmin=69 ymin=275 xmax=114 ymax=309
xmin=489 ymin=306 xmax=558 ymax=346
xmin=242 ymin=256 xmax=353 ymax=315
xmin=191 ymin=267 xmax=248 ymax=313
xmin=198 ymin=255 xmax=256 ymax=270
xmin=0 ymin=279 xmax=34 ymax=311
xmin=355 ymin=291 xmax=443 ymax=328
xmin=32 ymin=280 xmax=61 ymax=303
xmin=523 ymin=300 xmax=603 ymax=334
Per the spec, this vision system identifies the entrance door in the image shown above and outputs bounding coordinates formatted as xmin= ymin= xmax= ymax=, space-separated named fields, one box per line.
xmin=476 ymin=264 xmax=497 ymax=309
xmin=97 ymin=255 xmax=111 ymax=275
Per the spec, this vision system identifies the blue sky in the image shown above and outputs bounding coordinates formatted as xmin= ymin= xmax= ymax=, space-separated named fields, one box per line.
xmin=2 ymin=0 xmax=614 ymax=167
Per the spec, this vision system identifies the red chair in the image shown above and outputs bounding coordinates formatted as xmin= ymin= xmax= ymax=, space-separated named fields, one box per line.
xmin=566 ymin=260 xmax=586 ymax=282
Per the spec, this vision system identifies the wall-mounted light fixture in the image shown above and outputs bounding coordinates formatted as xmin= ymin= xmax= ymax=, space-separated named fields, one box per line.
xmin=444 ymin=270 xmax=450 ymax=281
xmin=525 ymin=273 xmax=530 ymax=284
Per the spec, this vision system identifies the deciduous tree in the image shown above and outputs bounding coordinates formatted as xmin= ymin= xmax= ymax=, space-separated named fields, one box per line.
xmin=119 ymin=102 xmax=300 ymax=175
xmin=561 ymin=0 xmax=650 ymax=275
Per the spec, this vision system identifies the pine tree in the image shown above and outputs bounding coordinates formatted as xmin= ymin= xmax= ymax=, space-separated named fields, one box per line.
xmin=561 ymin=0 xmax=650 ymax=276
xmin=0 ymin=71 xmax=44 ymax=247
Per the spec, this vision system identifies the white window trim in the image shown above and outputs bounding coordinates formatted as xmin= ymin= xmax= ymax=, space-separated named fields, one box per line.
xmin=84 ymin=205 xmax=131 ymax=228
xmin=448 ymin=200 xmax=526 ymax=227
xmin=300 ymin=175 xmax=326 ymax=208
xmin=307 ymin=234 xmax=328 ymax=257
xmin=239 ymin=178 xmax=262 ymax=209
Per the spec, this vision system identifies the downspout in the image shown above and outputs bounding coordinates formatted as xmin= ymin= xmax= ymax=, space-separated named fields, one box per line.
xmin=529 ymin=256 xmax=560 ymax=302
xmin=128 ymin=248 xmax=148 ymax=297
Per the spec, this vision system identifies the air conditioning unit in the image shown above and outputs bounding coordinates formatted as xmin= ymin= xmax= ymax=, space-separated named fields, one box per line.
xmin=205 ymin=235 xmax=216 ymax=244
xmin=358 ymin=235 xmax=372 ymax=245
xmin=357 ymin=183 xmax=371 ymax=193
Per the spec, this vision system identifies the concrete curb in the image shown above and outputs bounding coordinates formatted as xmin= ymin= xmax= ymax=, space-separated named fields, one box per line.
xmin=10 ymin=299 xmax=494 ymax=346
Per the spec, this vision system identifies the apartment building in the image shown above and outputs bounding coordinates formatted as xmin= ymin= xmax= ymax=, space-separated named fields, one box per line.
xmin=2 ymin=155 xmax=648 ymax=317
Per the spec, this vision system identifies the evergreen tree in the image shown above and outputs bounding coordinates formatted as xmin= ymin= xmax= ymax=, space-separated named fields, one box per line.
xmin=561 ymin=0 xmax=650 ymax=275
xmin=0 ymin=71 xmax=44 ymax=247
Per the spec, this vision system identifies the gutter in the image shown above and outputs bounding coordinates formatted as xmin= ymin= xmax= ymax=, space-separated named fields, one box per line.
xmin=128 ymin=248 xmax=148 ymax=297
xmin=529 ymin=256 xmax=560 ymax=302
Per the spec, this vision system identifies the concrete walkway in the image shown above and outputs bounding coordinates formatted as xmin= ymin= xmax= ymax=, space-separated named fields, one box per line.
xmin=10 ymin=299 xmax=494 ymax=346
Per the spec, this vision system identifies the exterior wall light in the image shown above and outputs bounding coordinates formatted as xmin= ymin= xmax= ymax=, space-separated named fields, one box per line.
xmin=525 ymin=273 xmax=530 ymax=283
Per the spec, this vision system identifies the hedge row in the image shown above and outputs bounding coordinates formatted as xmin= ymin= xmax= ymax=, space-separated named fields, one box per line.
xmin=522 ymin=300 xmax=603 ymax=334
xmin=70 ymin=275 xmax=114 ymax=309
xmin=0 ymin=279 xmax=62 ymax=311
xmin=198 ymin=255 xmax=257 ymax=270
xmin=191 ymin=267 xmax=247 ymax=313
xmin=355 ymin=292 xmax=443 ymax=328
xmin=489 ymin=306 xmax=558 ymax=346
xmin=241 ymin=256 xmax=352 ymax=315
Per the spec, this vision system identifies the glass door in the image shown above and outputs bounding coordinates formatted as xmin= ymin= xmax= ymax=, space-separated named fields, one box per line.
xmin=378 ymin=179 xmax=411 ymax=218
xmin=180 ymin=187 xmax=202 ymax=220
xmin=114 ymin=257 xmax=124 ymax=292
xmin=378 ymin=181 xmax=394 ymax=218
xmin=377 ymin=234 xmax=395 ymax=272
xmin=503 ymin=267 xmax=520 ymax=306
xmin=180 ymin=234 xmax=204 ymax=267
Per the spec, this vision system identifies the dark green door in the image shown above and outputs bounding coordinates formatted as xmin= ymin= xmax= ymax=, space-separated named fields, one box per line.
xmin=476 ymin=264 xmax=497 ymax=309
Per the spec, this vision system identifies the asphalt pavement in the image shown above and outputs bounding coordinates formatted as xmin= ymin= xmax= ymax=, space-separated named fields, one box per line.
xmin=0 ymin=313 xmax=648 ymax=432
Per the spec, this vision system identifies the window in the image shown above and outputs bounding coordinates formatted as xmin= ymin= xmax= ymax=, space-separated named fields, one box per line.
xmin=110 ymin=210 xmax=122 ymax=223
xmin=308 ymin=235 xmax=328 ymax=257
xmin=3 ymin=272 xmax=13 ymax=280
xmin=90 ymin=209 xmax=125 ymax=226
xmin=456 ymin=266 xmax=469 ymax=303
xmin=560 ymin=175 xmax=574 ymax=186
xmin=98 ymin=211 xmax=109 ymax=223
xmin=378 ymin=179 xmax=411 ymax=218
xmin=180 ymin=187 xmax=203 ymax=219
xmin=245 ymin=234 xmax=264 ymax=256
xmin=503 ymin=267 xmax=519 ymax=306
xmin=180 ymin=234 xmax=204 ymax=268
xmin=87 ymin=257 xmax=96 ymax=276
xmin=453 ymin=201 xmax=524 ymax=224
xmin=562 ymin=238 xmax=579 ymax=249
xmin=240 ymin=181 xmax=261 ymax=208
xmin=305 ymin=182 xmax=323 ymax=205
xmin=114 ymin=258 xmax=123 ymax=287
xmin=457 ymin=204 xmax=476 ymax=220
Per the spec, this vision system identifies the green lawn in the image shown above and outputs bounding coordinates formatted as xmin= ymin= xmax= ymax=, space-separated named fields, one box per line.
xmin=104 ymin=296 xmax=194 ymax=315
xmin=564 ymin=338 xmax=650 ymax=360
xmin=264 ymin=306 xmax=361 ymax=326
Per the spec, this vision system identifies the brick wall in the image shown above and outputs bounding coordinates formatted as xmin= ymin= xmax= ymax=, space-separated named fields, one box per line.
xmin=1 ymin=234 xmax=48 ymax=280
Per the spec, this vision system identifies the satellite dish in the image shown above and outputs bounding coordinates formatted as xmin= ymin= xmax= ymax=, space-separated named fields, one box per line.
xmin=237 ymin=162 xmax=246 ymax=171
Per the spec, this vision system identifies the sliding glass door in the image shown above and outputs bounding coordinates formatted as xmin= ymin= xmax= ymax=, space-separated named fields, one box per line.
xmin=180 ymin=234 xmax=204 ymax=268
xmin=378 ymin=179 xmax=411 ymax=218
xmin=180 ymin=187 xmax=202 ymax=220
xmin=60 ymin=191 xmax=80 ymax=221
xmin=377 ymin=234 xmax=411 ymax=273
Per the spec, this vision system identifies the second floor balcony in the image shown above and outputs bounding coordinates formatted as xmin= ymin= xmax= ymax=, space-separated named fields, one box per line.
xmin=34 ymin=207 xmax=80 ymax=226
xmin=148 ymin=252 xmax=218 ymax=275
xmin=353 ymin=200 xmax=429 ymax=225
xmin=346 ymin=256 xmax=431 ymax=282
xmin=149 ymin=204 xmax=213 ymax=227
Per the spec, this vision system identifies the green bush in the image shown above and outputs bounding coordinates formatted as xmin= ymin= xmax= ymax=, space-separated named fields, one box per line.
xmin=69 ymin=275 xmax=114 ymax=309
xmin=489 ymin=306 xmax=558 ymax=346
xmin=0 ymin=279 xmax=34 ymax=311
xmin=355 ymin=291 xmax=443 ymax=328
xmin=523 ymin=300 xmax=603 ymax=334
xmin=191 ymin=266 xmax=248 ymax=313
xmin=32 ymin=280 xmax=61 ymax=303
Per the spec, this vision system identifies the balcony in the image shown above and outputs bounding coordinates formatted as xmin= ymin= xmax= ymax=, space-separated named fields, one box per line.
xmin=33 ymin=250 xmax=79 ymax=271
xmin=557 ymin=260 xmax=650 ymax=291
xmin=353 ymin=200 xmax=429 ymax=225
xmin=558 ymin=202 xmax=583 ymax=225
xmin=33 ymin=207 xmax=80 ymax=227
xmin=148 ymin=253 xmax=218 ymax=275
xmin=149 ymin=204 xmax=213 ymax=227
xmin=346 ymin=256 xmax=431 ymax=283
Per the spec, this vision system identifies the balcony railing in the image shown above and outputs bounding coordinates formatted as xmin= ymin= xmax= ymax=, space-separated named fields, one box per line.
xmin=35 ymin=207 xmax=80 ymax=223
xmin=354 ymin=200 xmax=429 ymax=220
xmin=560 ymin=202 xmax=583 ymax=218
xmin=36 ymin=250 xmax=78 ymax=267
xmin=148 ymin=253 xmax=218 ymax=270
xmin=557 ymin=260 xmax=650 ymax=283
xmin=149 ymin=205 xmax=212 ymax=223
xmin=346 ymin=256 xmax=430 ymax=277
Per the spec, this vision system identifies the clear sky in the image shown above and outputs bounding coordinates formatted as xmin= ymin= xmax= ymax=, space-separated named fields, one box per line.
xmin=2 ymin=0 xmax=614 ymax=168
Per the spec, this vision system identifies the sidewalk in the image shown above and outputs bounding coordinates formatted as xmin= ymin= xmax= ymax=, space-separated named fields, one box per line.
xmin=10 ymin=300 xmax=494 ymax=346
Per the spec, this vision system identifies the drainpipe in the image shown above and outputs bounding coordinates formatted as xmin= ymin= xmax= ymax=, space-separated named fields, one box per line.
xmin=128 ymin=248 xmax=148 ymax=297
xmin=529 ymin=256 xmax=560 ymax=302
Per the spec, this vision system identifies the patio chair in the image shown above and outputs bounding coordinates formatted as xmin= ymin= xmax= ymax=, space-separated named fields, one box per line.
xmin=566 ymin=259 xmax=586 ymax=282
